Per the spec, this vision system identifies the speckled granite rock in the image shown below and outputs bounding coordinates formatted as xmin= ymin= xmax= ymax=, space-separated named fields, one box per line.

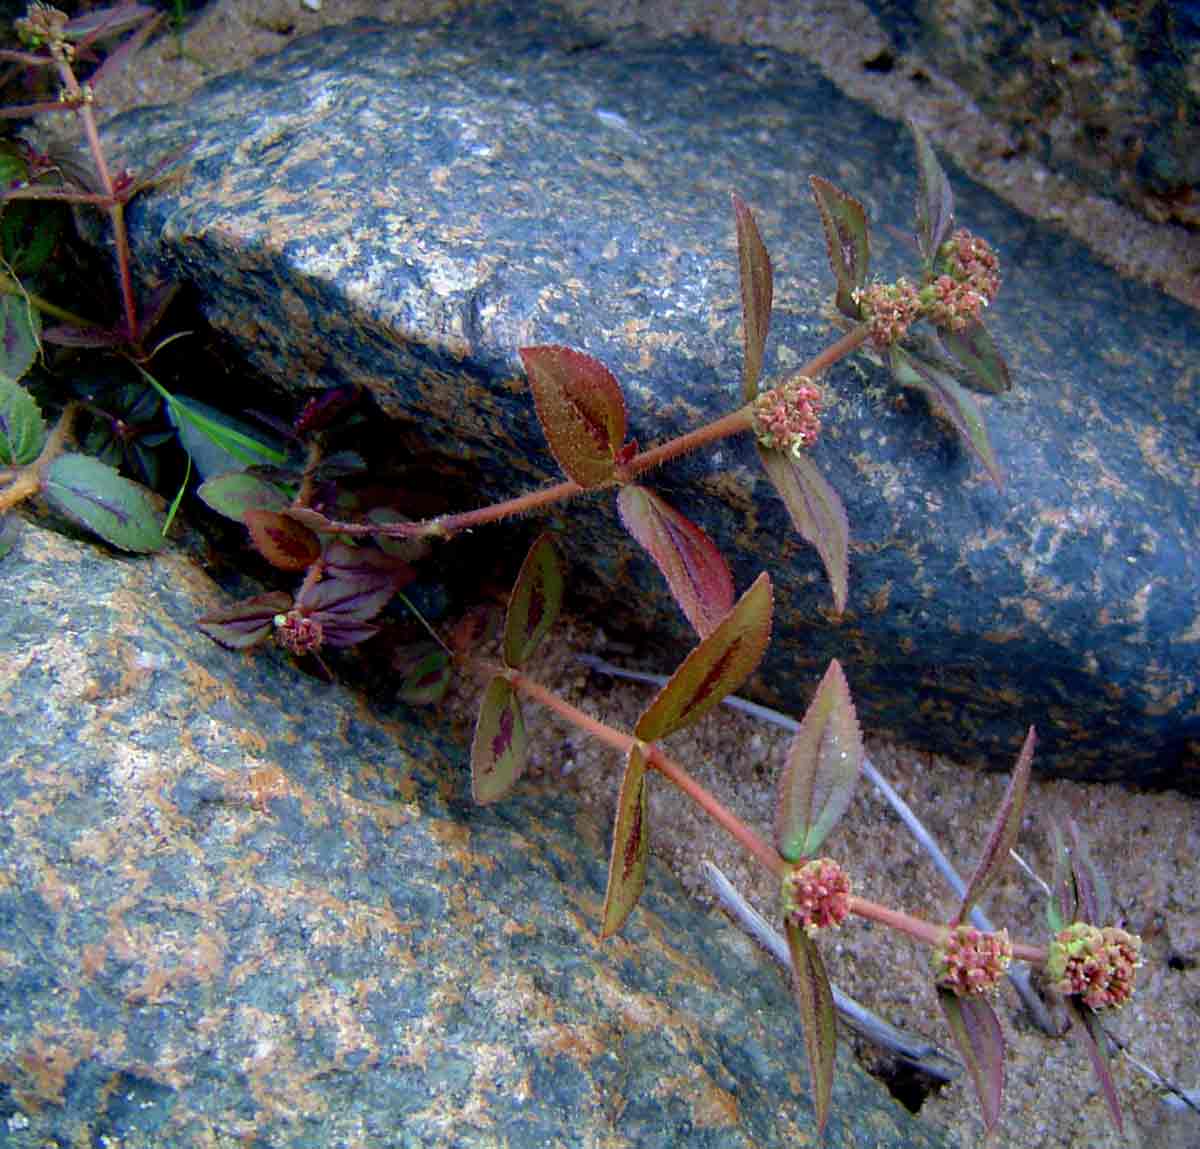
xmin=97 ymin=7 xmax=1198 ymax=787
xmin=866 ymin=0 xmax=1200 ymax=228
xmin=0 ymin=520 xmax=947 ymax=1148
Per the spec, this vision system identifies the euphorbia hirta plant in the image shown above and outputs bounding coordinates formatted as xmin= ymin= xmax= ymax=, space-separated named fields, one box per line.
xmin=459 ymin=534 xmax=1142 ymax=1139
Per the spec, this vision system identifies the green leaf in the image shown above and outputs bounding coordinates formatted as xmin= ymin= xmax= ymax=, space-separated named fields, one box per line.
xmin=809 ymin=175 xmax=869 ymax=319
xmin=1068 ymin=999 xmax=1125 ymax=1135
xmin=634 ymin=573 xmax=772 ymax=742
xmin=398 ymin=648 xmax=453 ymax=706
xmin=955 ymin=726 xmax=1035 ymax=923
xmin=42 ymin=452 xmax=164 ymax=553
xmin=0 ymin=376 xmax=45 ymax=465
xmin=600 ymin=744 xmax=650 ymax=938
xmin=519 ymin=345 xmax=627 ymax=487
xmin=784 ymin=920 xmax=837 ymax=1135
xmin=939 ymin=322 xmax=1011 ymax=395
xmin=889 ymin=345 xmax=1004 ymax=489
xmin=2 ymin=199 xmax=64 ymax=278
xmin=197 ymin=591 xmax=293 ymax=649
xmin=775 ymin=660 xmax=864 ymax=861
xmin=0 ymin=294 xmax=40 ymax=385
xmin=1047 ymin=819 xmax=1073 ymax=933
xmin=244 ymin=508 xmax=322 ymax=572
xmin=197 ymin=472 xmax=290 ymax=523
xmin=470 ymin=676 xmax=527 ymax=804
xmin=937 ymin=987 xmax=1005 ymax=1136
xmin=136 ymin=365 xmax=286 ymax=477
xmin=1062 ymin=817 xmax=1110 ymax=926
xmin=732 ymin=192 xmax=773 ymax=401
xmin=756 ymin=445 xmax=848 ymax=615
xmin=911 ymin=121 xmax=955 ymax=269
xmin=617 ymin=484 xmax=734 ymax=639
xmin=503 ymin=532 xmax=563 ymax=669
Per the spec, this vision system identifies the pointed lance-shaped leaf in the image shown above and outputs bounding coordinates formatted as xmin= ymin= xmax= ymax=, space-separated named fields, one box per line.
xmin=503 ymin=532 xmax=564 ymax=669
xmin=939 ymin=322 xmax=1011 ymax=395
xmin=617 ymin=484 xmax=734 ymax=639
xmin=197 ymin=591 xmax=293 ymax=650
xmin=955 ymin=726 xmax=1035 ymax=924
xmin=888 ymin=345 xmax=1004 ymax=489
xmin=634 ymin=573 xmax=773 ymax=743
xmin=519 ymin=345 xmax=627 ymax=487
xmin=937 ymin=987 xmax=1005 ymax=1136
xmin=911 ymin=121 xmax=955 ymax=270
xmin=42 ymin=452 xmax=165 ymax=553
xmin=197 ymin=472 xmax=290 ymax=524
xmin=784 ymin=920 xmax=837 ymax=1135
xmin=600 ymin=744 xmax=650 ymax=938
xmin=1063 ymin=817 xmax=1110 ymax=926
xmin=1067 ymin=998 xmax=1125 ymax=1135
xmin=244 ymin=509 xmax=322 ymax=572
xmin=1047 ymin=818 xmax=1075 ymax=933
xmin=732 ymin=192 xmax=773 ymax=402
xmin=775 ymin=659 xmax=864 ymax=862
xmin=809 ymin=175 xmax=870 ymax=319
xmin=471 ymin=676 xmax=528 ymax=804
xmin=756 ymin=445 xmax=848 ymax=615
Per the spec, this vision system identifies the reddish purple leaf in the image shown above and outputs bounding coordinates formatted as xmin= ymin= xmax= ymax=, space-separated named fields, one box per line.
xmin=955 ymin=726 xmax=1035 ymax=924
xmin=320 ymin=622 xmax=381 ymax=648
xmin=634 ymin=573 xmax=772 ymax=743
xmin=911 ymin=121 xmax=955 ymax=269
xmin=617 ymin=484 xmax=734 ymax=639
xmin=784 ymin=920 xmax=837 ymax=1135
xmin=888 ymin=345 xmax=1004 ymax=489
xmin=938 ymin=986 xmax=1005 ymax=1136
xmin=1068 ymin=998 xmax=1125 ymax=1135
xmin=775 ymin=660 xmax=864 ymax=861
xmin=471 ymin=676 xmax=527 ymax=804
xmin=756 ymin=445 xmax=848 ymax=615
xmin=297 ymin=578 xmax=394 ymax=626
xmin=519 ymin=345 xmax=627 ymax=487
xmin=940 ymin=322 xmax=1011 ymax=395
xmin=322 ymin=540 xmax=415 ymax=592
xmin=600 ymin=744 xmax=650 ymax=938
xmin=244 ymin=509 xmax=321 ymax=572
xmin=196 ymin=591 xmax=293 ymax=650
xmin=503 ymin=532 xmax=563 ymax=669
xmin=809 ymin=176 xmax=869 ymax=319
xmin=732 ymin=192 xmax=773 ymax=401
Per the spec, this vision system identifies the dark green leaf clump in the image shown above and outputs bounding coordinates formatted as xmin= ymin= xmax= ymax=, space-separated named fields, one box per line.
xmin=42 ymin=452 xmax=164 ymax=552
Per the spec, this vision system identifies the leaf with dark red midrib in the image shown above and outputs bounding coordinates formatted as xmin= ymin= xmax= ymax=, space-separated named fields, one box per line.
xmin=601 ymin=745 xmax=650 ymax=938
xmin=503 ymin=533 xmax=564 ymax=669
xmin=617 ymin=485 xmax=734 ymax=639
xmin=634 ymin=573 xmax=772 ymax=742
xmin=471 ymin=676 xmax=527 ymax=804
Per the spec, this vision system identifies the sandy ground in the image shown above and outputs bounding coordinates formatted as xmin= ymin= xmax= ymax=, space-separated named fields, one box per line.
xmin=34 ymin=2 xmax=1200 ymax=1146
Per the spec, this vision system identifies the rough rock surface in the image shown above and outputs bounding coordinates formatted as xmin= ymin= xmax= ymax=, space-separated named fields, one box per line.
xmin=866 ymin=0 xmax=1200 ymax=229
xmin=98 ymin=7 xmax=1199 ymax=787
xmin=0 ymin=520 xmax=948 ymax=1149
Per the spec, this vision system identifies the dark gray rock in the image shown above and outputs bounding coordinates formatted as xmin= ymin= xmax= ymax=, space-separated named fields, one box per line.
xmin=99 ymin=7 xmax=1198 ymax=787
xmin=0 ymin=520 xmax=948 ymax=1148
xmin=866 ymin=0 xmax=1200 ymax=228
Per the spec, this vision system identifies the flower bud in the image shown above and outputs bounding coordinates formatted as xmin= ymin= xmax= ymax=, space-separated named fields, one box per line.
xmin=932 ymin=924 xmax=1012 ymax=996
xmin=752 ymin=376 xmax=822 ymax=458
xmin=781 ymin=858 xmax=852 ymax=933
xmin=852 ymin=278 xmax=923 ymax=348
xmin=274 ymin=610 xmax=324 ymax=656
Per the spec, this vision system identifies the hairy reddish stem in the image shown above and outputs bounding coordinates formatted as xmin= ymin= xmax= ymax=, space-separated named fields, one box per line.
xmin=491 ymin=661 xmax=1048 ymax=963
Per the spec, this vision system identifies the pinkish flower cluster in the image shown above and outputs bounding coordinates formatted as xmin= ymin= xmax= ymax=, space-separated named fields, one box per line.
xmin=853 ymin=278 xmax=923 ymax=349
xmin=1046 ymin=923 xmax=1142 ymax=1011
xmin=752 ymin=376 xmax=822 ymax=458
xmin=932 ymin=925 xmax=1013 ymax=996
xmin=273 ymin=610 xmax=324 ymax=656
xmin=781 ymin=858 xmax=852 ymax=933
xmin=920 ymin=229 xmax=1001 ymax=332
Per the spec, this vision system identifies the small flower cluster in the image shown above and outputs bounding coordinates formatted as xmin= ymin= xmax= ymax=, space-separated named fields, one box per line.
xmin=781 ymin=858 xmax=852 ymax=933
xmin=920 ymin=229 xmax=1001 ymax=332
xmin=1046 ymin=923 xmax=1141 ymax=1011
xmin=752 ymin=376 xmax=822 ymax=457
xmin=932 ymin=924 xmax=1013 ymax=996
xmin=15 ymin=3 xmax=67 ymax=47
xmin=273 ymin=610 xmax=324 ymax=656
xmin=853 ymin=278 xmax=923 ymax=349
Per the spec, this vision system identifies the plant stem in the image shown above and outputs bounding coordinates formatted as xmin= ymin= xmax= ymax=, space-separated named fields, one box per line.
xmin=495 ymin=661 xmax=1048 ymax=963
xmin=310 ymin=324 xmax=872 ymax=541
xmin=0 ymin=273 xmax=99 ymax=328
